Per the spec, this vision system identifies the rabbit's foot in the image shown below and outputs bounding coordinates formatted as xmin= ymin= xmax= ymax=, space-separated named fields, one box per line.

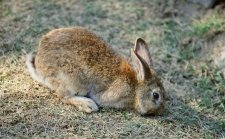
xmin=62 ymin=96 xmax=99 ymax=113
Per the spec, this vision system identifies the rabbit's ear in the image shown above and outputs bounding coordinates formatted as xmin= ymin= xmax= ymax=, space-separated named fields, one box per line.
xmin=134 ymin=38 xmax=153 ymax=68
xmin=131 ymin=48 xmax=151 ymax=81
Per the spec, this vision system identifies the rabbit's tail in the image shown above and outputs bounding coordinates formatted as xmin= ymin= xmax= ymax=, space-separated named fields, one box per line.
xmin=26 ymin=53 xmax=47 ymax=86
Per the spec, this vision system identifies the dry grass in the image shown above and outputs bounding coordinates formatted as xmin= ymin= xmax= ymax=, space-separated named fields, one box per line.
xmin=0 ymin=0 xmax=224 ymax=138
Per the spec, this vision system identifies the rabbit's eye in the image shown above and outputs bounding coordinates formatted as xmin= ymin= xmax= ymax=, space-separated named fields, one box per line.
xmin=153 ymin=92 xmax=159 ymax=100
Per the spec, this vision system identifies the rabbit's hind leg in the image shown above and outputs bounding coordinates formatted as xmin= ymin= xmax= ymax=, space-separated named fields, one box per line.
xmin=52 ymin=79 xmax=98 ymax=113
xmin=46 ymin=72 xmax=98 ymax=113
xmin=61 ymin=96 xmax=99 ymax=113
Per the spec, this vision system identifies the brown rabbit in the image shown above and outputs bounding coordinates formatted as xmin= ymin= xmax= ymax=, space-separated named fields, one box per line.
xmin=26 ymin=27 xmax=166 ymax=115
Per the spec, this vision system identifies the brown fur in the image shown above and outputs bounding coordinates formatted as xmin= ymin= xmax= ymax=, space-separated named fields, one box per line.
xmin=26 ymin=27 xmax=166 ymax=115
xmin=119 ymin=60 xmax=137 ymax=83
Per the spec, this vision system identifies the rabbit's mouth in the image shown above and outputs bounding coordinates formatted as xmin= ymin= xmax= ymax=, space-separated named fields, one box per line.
xmin=139 ymin=105 xmax=165 ymax=116
xmin=135 ymin=99 xmax=166 ymax=116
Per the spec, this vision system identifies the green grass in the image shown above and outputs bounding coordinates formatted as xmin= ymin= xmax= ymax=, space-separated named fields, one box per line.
xmin=160 ymin=8 xmax=225 ymax=116
xmin=193 ymin=15 xmax=225 ymax=37
xmin=0 ymin=0 xmax=225 ymax=138
xmin=194 ymin=64 xmax=225 ymax=112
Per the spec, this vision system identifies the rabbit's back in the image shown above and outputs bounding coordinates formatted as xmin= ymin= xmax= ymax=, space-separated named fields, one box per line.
xmin=35 ymin=27 xmax=124 ymax=88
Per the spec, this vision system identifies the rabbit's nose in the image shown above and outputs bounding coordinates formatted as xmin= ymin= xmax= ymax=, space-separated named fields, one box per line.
xmin=153 ymin=92 xmax=159 ymax=100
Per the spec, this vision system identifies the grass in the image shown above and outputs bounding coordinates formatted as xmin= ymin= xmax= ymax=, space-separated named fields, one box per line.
xmin=0 ymin=0 xmax=225 ymax=138
xmin=194 ymin=64 xmax=225 ymax=113
xmin=193 ymin=15 xmax=225 ymax=37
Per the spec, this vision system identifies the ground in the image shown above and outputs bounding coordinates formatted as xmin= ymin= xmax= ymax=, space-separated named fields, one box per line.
xmin=0 ymin=0 xmax=225 ymax=138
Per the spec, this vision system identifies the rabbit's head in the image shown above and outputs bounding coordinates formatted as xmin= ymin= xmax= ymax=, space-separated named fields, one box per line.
xmin=131 ymin=38 xmax=166 ymax=115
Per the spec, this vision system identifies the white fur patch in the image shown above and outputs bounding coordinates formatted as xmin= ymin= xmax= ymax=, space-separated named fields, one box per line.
xmin=26 ymin=53 xmax=53 ymax=89
xmin=68 ymin=96 xmax=99 ymax=113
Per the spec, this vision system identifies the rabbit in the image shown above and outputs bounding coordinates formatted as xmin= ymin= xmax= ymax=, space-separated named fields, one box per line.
xmin=26 ymin=27 xmax=166 ymax=115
